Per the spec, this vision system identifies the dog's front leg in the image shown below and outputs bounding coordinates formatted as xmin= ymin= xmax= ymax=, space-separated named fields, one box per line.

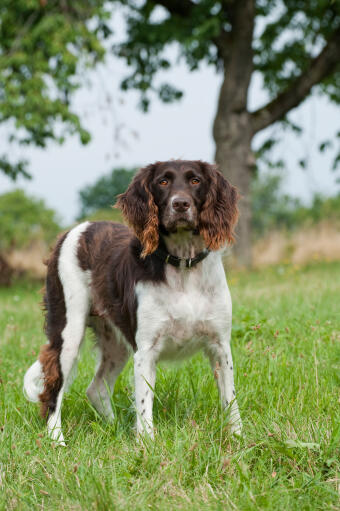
xmin=134 ymin=349 xmax=157 ymax=439
xmin=208 ymin=339 xmax=243 ymax=436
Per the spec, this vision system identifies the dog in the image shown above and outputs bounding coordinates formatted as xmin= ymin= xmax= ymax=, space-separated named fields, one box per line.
xmin=23 ymin=160 xmax=242 ymax=445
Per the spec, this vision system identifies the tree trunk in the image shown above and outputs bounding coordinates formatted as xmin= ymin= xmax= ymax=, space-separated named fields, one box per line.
xmin=0 ymin=253 xmax=13 ymax=286
xmin=213 ymin=0 xmax=255 ymax=267
xmin=214 ymin=110 xmax=254 ymax=267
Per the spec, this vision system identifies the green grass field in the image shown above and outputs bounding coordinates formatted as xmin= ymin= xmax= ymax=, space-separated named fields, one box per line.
xmin=1 ymin=262 xmax=339 ymax=510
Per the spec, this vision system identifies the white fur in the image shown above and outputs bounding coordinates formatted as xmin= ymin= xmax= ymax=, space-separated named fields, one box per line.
xmin=47 ymin=222 xmax=91 ymax=445
xmin=134 ymin=232 xmax=242 ymax=438
xmin=23 ymin=360 xmax=44 ymax=402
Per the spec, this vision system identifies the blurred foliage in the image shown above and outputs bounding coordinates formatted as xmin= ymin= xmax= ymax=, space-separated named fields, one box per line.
xmin=251 ymin=171 xmax=300 ymax=235
xmin=78 ymin=167 xmax=136 ymax=218
xmin=295 ymin=194 xmax=340 ymax=225
xmin=252 ymin=170 xmax=340 ymax=238
xmin=0 ymin=0 xmax=112 ymax=179
xmin=81 ymin=208 xmax=124 ymax=224
xmin=0 ymin=189 xmax=61 ymax=251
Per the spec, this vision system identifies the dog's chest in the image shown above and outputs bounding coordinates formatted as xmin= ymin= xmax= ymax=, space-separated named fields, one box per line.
xmin=135 ymin=256 xmax=231 ymax=360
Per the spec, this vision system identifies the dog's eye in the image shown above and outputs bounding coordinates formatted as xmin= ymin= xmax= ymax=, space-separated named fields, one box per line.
xmin=191 ymin=177 xmax=200 ymax=185
xmin=159 ymin=179 xmax=169 ymax=186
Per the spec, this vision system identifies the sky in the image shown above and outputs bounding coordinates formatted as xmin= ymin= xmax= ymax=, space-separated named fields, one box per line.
xmin=0 ymin=17 xmax=339 ymax=225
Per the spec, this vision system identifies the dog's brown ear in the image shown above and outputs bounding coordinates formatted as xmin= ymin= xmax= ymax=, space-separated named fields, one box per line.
xmin=115 ymin=164 xmax=159 ymax=257
xmin=199 ymin=163 xmax=239 ymax=250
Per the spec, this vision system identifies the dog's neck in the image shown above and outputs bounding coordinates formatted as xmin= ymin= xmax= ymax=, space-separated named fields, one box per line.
xmin=161 ymin=230 xmax=206 ymax=259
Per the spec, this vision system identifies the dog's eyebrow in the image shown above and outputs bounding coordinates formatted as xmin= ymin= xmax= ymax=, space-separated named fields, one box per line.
xmin=156 ymin=168 xmax=176 ymax=179
xmin=183 ymin=168 xmax=202 ymax=177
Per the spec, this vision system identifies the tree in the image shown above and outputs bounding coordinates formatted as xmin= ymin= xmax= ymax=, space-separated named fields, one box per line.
xmin=0 ymin=0 xmax=112 ymax=180
xmin=112 ymin=0 xmax=340 ymax=265
xmin=78 ymin=167 xmax=137 ymax=217
xmin=0 ymin=189 xmax=61 ymax=251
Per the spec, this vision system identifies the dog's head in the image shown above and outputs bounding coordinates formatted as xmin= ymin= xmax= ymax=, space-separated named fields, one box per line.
xmin=116 ymin=160 xmax=239 ymax=257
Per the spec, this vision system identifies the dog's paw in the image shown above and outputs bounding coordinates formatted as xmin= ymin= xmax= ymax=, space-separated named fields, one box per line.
xmin=230 ymin=417 xmax=243 ymax=437
xmin=136 ymin=421 xmax=154 ymax=443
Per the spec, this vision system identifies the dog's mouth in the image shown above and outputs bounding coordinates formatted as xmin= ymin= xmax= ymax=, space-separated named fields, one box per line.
xmin=175 ymin=217 xmax=191 ymax=225
xmin=162 ymin=215 xmax=197 ymax=233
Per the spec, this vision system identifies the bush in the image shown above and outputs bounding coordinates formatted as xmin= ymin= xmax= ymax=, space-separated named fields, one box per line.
xmin=251 ymin=170 xmax=340 ymax=238
xmin=251 ymin=171 xmax=301 ymax=237
xmin=292 ymin=194 xmax=340 ymax=225
xmin=0 ymin=189 xmax=61 ymax=252
xmin=78 ymin=167 xmax=136 ymax=218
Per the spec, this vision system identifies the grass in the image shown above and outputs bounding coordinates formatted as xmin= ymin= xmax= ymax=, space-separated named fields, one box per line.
xmin=1 ymin=261 xmax=339 ymax=510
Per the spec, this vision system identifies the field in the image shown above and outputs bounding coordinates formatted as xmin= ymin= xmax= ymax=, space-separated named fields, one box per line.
xmin=1 ymin=262 xmax=339 ymax=510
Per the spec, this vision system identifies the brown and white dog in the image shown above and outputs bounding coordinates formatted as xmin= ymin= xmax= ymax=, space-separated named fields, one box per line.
xmin=24 ymin=160 xmax=242 ymax=445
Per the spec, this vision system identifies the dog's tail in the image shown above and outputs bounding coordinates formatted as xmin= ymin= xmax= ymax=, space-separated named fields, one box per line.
xmin=23 ymin=360 xmax=44 ymax=402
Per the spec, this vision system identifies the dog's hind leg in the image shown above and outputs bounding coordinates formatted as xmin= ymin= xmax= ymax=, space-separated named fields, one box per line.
xmin=23 ymin=360 xmax=44 ymax=403
xmin=39 ymin=223 xmax=91 ymax=445
xmin=87 ymin=321 xmax=129 ymax=421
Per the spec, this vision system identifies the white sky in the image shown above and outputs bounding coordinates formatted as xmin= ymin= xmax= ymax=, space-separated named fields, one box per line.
xmin=0 ymin=18 xmax=339 ymax=225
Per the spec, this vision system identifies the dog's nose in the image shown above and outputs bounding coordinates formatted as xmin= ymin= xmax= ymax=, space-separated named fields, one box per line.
xmin=172 ymin=197 xmax=190 ymax=212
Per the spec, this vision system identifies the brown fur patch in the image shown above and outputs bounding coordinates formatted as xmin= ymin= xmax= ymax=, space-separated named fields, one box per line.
xmin=116 ymin=165 xmax=159 ymax=257
xmin=39 ymin=344 xmax=62 ymax=418
xmin=75 ymin=222 xmax=166 ymax=349
xmin=140 ymin=189 xmax=159 ymax=258
xmin=77 ymin=228 xmax=91 ymax=271
xmin=38 ymin=231 xmax=68 ymax=419
xmin=199 ymin=164 xmax=239 ymax=250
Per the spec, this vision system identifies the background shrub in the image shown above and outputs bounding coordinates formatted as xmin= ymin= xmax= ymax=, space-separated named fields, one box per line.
xmin=0 ymin=189 xmax=61 ymax=252
xmin=251 ymin=170 xmax=340 ymax=238
xmin=78 ymin=167 xmax=136 ymax=219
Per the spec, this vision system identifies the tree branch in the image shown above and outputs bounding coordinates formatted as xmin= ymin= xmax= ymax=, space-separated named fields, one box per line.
xmin=251 ymin=28 xmax=340 ymax=134
xmin=6 ymin=10 xmax=39 ymax=57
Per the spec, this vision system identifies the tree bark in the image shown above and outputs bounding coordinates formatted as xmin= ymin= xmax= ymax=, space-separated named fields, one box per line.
xmin=0 ymin=253 xmax=13 ymax=286
xmin=214 ymin=109 xmax=254 ymax=267
xmin=213 ymin=0 xmax=255 ymax=267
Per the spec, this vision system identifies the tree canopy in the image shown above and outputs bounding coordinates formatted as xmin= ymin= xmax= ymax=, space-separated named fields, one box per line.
xmin=0 ymin=0 xmax=112 ymax=179
xmin=114 ymin=0 xmax=340 ymax=167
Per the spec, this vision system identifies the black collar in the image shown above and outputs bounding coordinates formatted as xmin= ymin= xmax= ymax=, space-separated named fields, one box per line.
xmin=154 ymin=246 xmax=210 ymax=268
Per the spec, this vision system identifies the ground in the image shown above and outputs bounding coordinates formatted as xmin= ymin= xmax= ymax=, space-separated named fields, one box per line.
xmin=1 ymin=262 xmax=339 ymax=510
